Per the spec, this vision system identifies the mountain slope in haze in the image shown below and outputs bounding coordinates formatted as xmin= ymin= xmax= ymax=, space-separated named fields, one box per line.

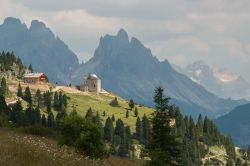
xmin=215 ymin=103 xmax=250 ymax=147
xmin=72 ymin=29 xmax=245 ymax=118
xmin=176 ymin=61 xmax=250 ymax=100
xmin=0 ymin=17 xmax=79 ymax=83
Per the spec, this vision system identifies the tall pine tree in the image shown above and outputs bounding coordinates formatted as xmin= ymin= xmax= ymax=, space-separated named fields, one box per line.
xmin=145 ymin=86 xmax=181 ymax=166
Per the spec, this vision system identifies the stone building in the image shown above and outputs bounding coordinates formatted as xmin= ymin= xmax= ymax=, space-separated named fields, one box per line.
xmin=83 ymin=74 xmax=101 ymax=93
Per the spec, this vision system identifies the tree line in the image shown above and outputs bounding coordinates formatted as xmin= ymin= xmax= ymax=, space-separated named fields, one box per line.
xmin=0 ymin=82 xmax=248 ymax=165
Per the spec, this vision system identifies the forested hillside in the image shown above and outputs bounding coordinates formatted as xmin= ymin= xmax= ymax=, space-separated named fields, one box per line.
xmin=0 ymin=52 xmax=249 ymax=165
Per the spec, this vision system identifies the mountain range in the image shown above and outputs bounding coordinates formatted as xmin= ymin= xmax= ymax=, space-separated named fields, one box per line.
xmin=174 ymin=61 xmax=250 ymax=101
xmin=72 ymin=29 xmax=246 ymax=118
xmin=0 ymin=17 xmax=79 ymax=83
xmin=215 ymin=103 xmax=250 ymax=147
xmin=0 ymin=17 xmax=246 ymax=118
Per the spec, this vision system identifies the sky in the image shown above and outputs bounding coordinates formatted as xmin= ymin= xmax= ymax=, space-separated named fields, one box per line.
xmin=0 ymin=0 xmax=250 ymax=81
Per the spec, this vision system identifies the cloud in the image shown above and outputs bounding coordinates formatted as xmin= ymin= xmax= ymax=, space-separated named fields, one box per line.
xmin=1 ymin=0 xmax=250 ymax=81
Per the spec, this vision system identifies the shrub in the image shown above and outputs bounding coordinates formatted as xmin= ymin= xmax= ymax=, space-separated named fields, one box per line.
xmin=59 ymin=114 xmax=109 ymax=158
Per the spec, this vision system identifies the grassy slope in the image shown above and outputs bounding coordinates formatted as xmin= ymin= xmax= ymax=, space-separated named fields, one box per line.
xmin=7 ymin=79 xmax=154 ymax=133
xmin=66 ymin=92 xmax=154 ymax=132
xmin=0 ymin=128 xmax=139 ymax=166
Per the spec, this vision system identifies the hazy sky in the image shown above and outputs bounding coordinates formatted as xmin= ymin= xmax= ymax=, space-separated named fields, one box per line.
xmin=1 ymin=0 xmax=250 ymax=81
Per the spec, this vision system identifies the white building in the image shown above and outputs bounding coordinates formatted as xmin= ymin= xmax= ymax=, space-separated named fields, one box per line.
xmin=82 ymin=74 xmax=101 ymax=93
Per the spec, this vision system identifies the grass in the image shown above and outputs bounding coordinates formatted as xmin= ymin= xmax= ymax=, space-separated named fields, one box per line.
xmin=6 ymin=78 xmax=154 ymax=132
xmin=0 ymin=128 xmax=140 ymax=166
xmin=66 ymin=92 xmax=154 ymax=132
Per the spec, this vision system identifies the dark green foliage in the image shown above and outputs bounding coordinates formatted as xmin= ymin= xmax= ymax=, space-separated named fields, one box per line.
xmin=17 ymin=82 xmax=23 ymax=98
xmin=28 ymin=64 xmax=33 ymax=72
xmin=110 ymin=97 xmax=119 ymax=107
xmin=0 ymin=51 xmax=26 ymax=75
xmin=135 ymin=117 xmax=142 ymax=140
xmin=47 ymin=111 xmax=55 ymax=128
xmin=114 ymin=118 xmax=125 ymax=139
xmin=0 ymin=77 xmax=9 ymax=96
xmin=85 ymin=107 xmax=94 ymax=119
xmin=93 ymin=112 xmax=102 ymax=128
xmin=43 ymin=91 xmax=52 ymax=112
xmin=34 ymin=89 xmax=42 ymax=108
xmin=226 ymin=159 xmax=234 ymax=166
xmin=23 ymin=86 xmax=32 ymax=107
xmin=111 ymin=114 xmax=115 ymax=122
xmin=59 ymin=114 xmax=108 ymax=158
xmin=53 ymin=91 xmax=59 ymax=111
xmin=25 ymin=106 xmax=41 ymax=125
xmin=145 ymin=86 xmax=181 ymax=166
xmin=104 ymin=117 xmax=114 ymax=142
xmin=235 ymin=158 xmax=243 ymax=166
xmin=129 ymin=99 xmax=135 ymax=109
xmin=10 ymin=100 xmax=28 ymax=126
xmin=0 ymin=95 xmax=8 ymax=114
xmin=134 ymin=107 xmax=138 ymax=117
xmin=41 ymin=114 xmax=47 ymax=126
xmin=103 ymin=111 xmax=106 ymax=116
xmin=126 ymin=110 xmax=129 ymax=118
xmin=142 ymin=114 xmax=150 ymax=144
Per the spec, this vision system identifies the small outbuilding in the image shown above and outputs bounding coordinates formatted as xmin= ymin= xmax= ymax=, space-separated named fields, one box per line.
xmin=23 ymin=73 xmax=48 ymax=84
xmin=83 ymin=74 xmax=101 ymax=93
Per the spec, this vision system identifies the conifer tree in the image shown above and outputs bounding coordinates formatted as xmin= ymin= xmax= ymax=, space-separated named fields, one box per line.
xmin=112 ymin=114 xmax=115 ymax=122
xmin=196 ymin=114 xmax=203 ymax=137
xmin=85 ymin=107 xmax=94 ymax=119
xmin=145 ymin=86 xmax=181 ymax=166
xmin=114 ymin=118 xmax=125 ymax=138
xmin=34 ymin=106 xmax=41 ymax=124
xmin=43 ymin=91 xmax=51 ymax=112
xmin=136 ymin=117 xmax=142 ymax=139
xmin=93 ymin=112 xmax=102 ymax=128
xmin=103 ymin=111 xmax=106 ymax=116
xmin=53 ymin=92 xmax=59 ymax=110
xmin=0 ymin=95 xmax=8 ymax=114
xmin=17 ymin=82 xmax=23 ymax=98
xmin=126 ymin=110 xmax=129 ymax=118
xmin=35 ymin=89 xmax=42 ymax=108
xmin=0 ymin=77 xmax=8 ymax=96
xmin=28 ymin=64 xmax=33 ymax=72
xmin=142 ymin=114 xmax=150 ymax=144
xmin=110 ymin=97 xmax=119 ymax=107
xmin=41 ymin=114 xmax=47 ymax=126
xmin=104 ymin=117 xmax=114 ymax=142
xmin=47 ymin=111 xmax=55 ymax=128
xmin=129 ymin=99 xmax=135 ymax=110
xmin=134 ymin=107 xmax=138 ymax=117
xmin=23 ymin=86 xmax=32 ymax=107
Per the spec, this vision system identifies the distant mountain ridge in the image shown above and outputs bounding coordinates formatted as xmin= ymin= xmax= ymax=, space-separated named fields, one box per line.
xmin=175 ymin=61 xmax=250 ymax=100
xmin=72 ymin=29 xmax=246 ymax=118
xmin=215 ymin=103 xmax=250 ymax=147
xmin=0 ymin=17 xmax=79 ymax=83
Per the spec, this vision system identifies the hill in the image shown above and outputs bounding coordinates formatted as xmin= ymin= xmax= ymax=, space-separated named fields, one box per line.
xmin=72 ymin=29 xmax=246 ymax=119
xmin=0 ymin=128 xmax=139 ymax=166
xmin=7 ymin=79 xmax=154 ymax=133
xmin=0 ymin=17 xmax=79 ymax=84
xmin=215 ymin=103 xmax=250 ymax=148
xmin=3 ymin=73 xmax=249 ymax=165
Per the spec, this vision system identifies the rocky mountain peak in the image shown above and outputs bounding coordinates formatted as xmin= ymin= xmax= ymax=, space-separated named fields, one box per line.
xmin=2 ymin=17 xmax=27 ymax=30
xmin=29 ymin=20 xmax=54 ymax=39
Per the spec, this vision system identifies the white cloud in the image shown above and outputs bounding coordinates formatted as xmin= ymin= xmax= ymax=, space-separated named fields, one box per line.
xmin=0 ymin=0 xmax=250 ymax=81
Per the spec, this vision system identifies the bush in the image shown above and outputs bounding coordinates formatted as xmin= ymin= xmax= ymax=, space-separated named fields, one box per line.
xmin=109 ymin=97 xmax=120 ymax=107
xmin=59 ymin=114 xmax=109 ymax=158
